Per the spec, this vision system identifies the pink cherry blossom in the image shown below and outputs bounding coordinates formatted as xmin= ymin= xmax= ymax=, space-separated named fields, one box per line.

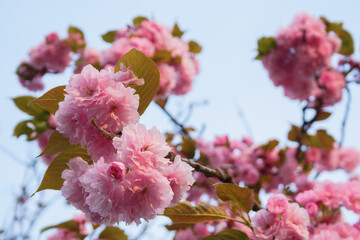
xmin=162 ymin=156 xmax=195 ymax=205
xmin=74 ymin=48 xmax=100 ymax=74
xmin=112 ymin=124 xmax=171 ymax=171
xmin=261 ymin=13 xmax=340 ymax=100
xmin=113 ymin=169 xmax=173 ymax=225
xmin=55 ymin=65 xmax=140 ymax=161
xmin=100 ymin=38 xmax=155 ymax=66
xmin=267 ymin=194 xmax=288 ymax=215
xmin=155 ymin=63 xmax=177 ymax=99
xmin=318 ymin=69 xmax=346 ymax=106
xmin=252 ymin=209 xmax=281 ymax=240
xmin=29 ymin=32 xmax=72 ymax=73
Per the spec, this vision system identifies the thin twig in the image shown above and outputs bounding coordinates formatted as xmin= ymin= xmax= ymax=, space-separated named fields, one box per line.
xmin=155 ymin=102 xmax=190 ymax=137
xmin=295 ymin=100 xmax=323 ymax=162
xmin=91 ymin=118 xmax=121 ymax=139
xmin=340 ymin=86 xmax=351 ymax=147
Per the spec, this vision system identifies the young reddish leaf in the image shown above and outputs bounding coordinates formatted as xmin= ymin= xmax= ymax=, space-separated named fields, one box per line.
xmin=34 ymin=146 xmax=91 ymax=194
xmin=189 ymin=40 xmax=202 ymax=54
xmin=41 ymin=220 xmax=79 ymax=233
xmin=180 ymin=136 xmax=196 ymax=159
xmin=260 ymin=139 xmax=279 ymax=152
xmin=201 ymin=229 xmax=249 ymax=240
xmin=172 ymin=23 xmax=185 ymax=38
xmin=163 ymin=201 xmax=232 ymax=223
xmin=315 ymin=129 xmax=335 ymax=150
xmin=132 ymin=16 xmax=148 ymax=26
xmin=315 ymin=111 xmax=331 ymax=121
xmin=39 ymin=131 xmax=81 ymax=157
xmin=32 ymin=85 xmax=66 ymax=114
xmin=215 ymin=183 xmax=254 ymax=214
xmin=115 ymin=49 xmax=160 ymax=115
xmin=288 ymin=125 xmax=301 ymax=142
xmin=99 ymin=226 xmax=128 ymax=240
xmin=102 ymin=30 xmax=118 ymax=43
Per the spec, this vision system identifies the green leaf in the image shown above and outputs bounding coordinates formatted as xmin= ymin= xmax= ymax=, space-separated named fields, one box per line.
xmin=133 ymin=16 xmax=148 ymax=26
xmin=320 ymin=17 xmax=354 ymax=56
xmin=172 ymin=23 xmax=185 ymax=38
xmin=302 ymin=130 xmax=335 ymax=150
xmin=215 ymin=183 xmax=254 ymax=213
xmin=255 ymin=37 xmax=276 ymax=60
xmin=115 ymin=49 xmax=160 ymax=115
xmin=180 ymin=136 xmax=196 ymax=159
xmin=32 ymin=86 xmax=66 ymax=114
xmin=39 ymin=131 xmax=81 ymax=157
xmin=260 ymin=139 xmax=279 ymax=152
xmin=99 ymin=226 xmax=128 ymax=240
xmin=165 ymin=223 xmax=194 ymax=231
xmin=13 ymin=120 xmax=34 ymax=140
xmin=336 ymin=29 xmax=354 ymax=56
xmin=163 ymin=201 xmax=231 ymax=223
xmin=41 ymin=220 xmax=79 ymax=233
xmin=201 ymin=229 xmax=249 ymax=240
xmin=315 ymin=129 xmax=335 ymax=149
xmin=189 ymin=41 xmax=202 ymax=54
xmin=34 ymin=147 xmax=91 ymax=194
xmin=102 ymin=30 xmax=118 ymax=43
xmin=152 ymin=50 xmax=172 ymax=63
xmin=315 ymin=111 xmax=331 ymax=121
xmin=12 ymin=96 xmax=46 ymax=117
xmin=68 ymin=26 xmax=85 ymax=39
xmin=13 ymin=119 xmax=48 ymax=141
xmin=288 ymin=125 xmax=301 ymax=142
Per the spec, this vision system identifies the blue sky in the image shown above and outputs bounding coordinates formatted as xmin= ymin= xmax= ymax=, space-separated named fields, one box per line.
xmin=1 ymin=0 xmax=360 ymax=239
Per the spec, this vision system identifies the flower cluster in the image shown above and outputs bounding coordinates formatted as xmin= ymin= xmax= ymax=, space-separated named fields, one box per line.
xmin=261 ymin=13 xmax=344 ymax=103
xmin=55 ymin=64 xmax=141 ymax=161
xmin=296 ymin=180 xmax=360 ymax=216
xmin=252 ymin=194 xmax=310 ymax=240
xmin=100 ymin=19 xmax=200 ymax=99
xmin=17 ymin=32 xmax=77 ymax=91
xmin=305 ymin=145 xmax=360 ymax=172
xmin=61 ymin=124 xmax=195 ymax=225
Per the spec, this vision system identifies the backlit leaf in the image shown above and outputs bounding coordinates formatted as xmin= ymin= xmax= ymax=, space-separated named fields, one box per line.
xmin=41 ymin=220 xmax=79 ymax=233
xmin=102 ymin=30 xmax=118 ymax=43
xmin=163 ymin=201 xmax=231 ymax=223
xmin=255 ymin=37 xmax=276 ymax=59
xmin=201 ymin=229 xmax=249 ymax=240
xmin=34 ymin=147 xmax=91 ymax=194
xmin=189 ymin=40 xmax=202 ymax=54
xmin=99 ymin=226 xmax=128 ymax=240
xmin=172 ymin=23 xmax=184 ymax=38
xmin=133 ymin=16 xmax=148 ymax=26
xmin=215 ymin=183 xmax=254 ymax=213
xmin=32 ymin=86 xmax=66 ymax=114
xmin=39 ymin=131 xmax=81 ymax=157
xmin=115 ymin=49 xmax=160 ymax=115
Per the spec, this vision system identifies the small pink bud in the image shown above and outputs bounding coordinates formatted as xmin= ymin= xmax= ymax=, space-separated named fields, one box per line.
xmin=107 ymin=162 xmax=126 ymax=180
xmin=46 ymin=32 xmax=59 ymax=44
xmin=305 ymin=202 xmax=318 ymax=218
